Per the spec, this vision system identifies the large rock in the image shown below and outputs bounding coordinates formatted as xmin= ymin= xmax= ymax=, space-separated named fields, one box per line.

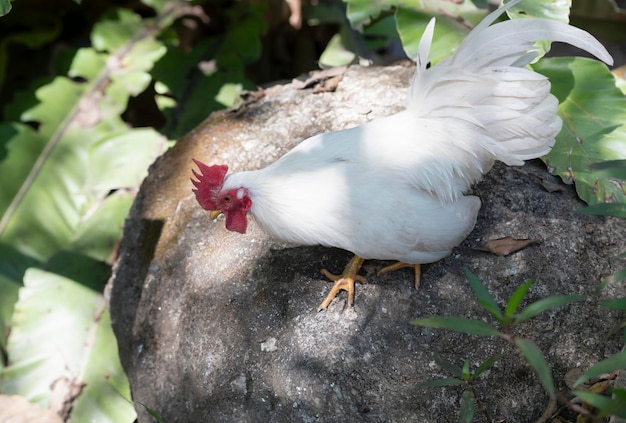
xmin=109 ymin=65 xmax=626 ymax=422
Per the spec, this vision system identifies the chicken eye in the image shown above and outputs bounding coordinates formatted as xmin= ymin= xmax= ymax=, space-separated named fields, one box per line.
xmin=223 ymin=195 xmax=231 ymax=203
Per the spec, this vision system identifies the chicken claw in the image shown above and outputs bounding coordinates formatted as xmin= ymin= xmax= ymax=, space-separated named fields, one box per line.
xmin=318 ymin=256 xmax=366 ymax=311
xmin=378 ymin=262 xmax=421 ymax=290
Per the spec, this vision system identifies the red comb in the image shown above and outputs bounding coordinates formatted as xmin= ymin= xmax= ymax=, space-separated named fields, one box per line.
xmin=191 ymin=159 xmax=228 ymax=210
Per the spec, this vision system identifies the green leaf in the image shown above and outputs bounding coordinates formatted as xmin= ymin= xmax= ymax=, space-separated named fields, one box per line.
xmin=461 ymin=359 xmax=470 ymax=381
xmin=573 ymin=350 xmax=626 ymax=388
xmin=602 ymin=298 xmax=626 ymax=310
xmin=464 ymin=268 xmax=503 ymax=322
xmin=0 ymin=119 xmax=162 ymax=263
xmin=343 ymin=0 xmax=486 ymax=61
xmin=318 ymin=32 xmax=357 ymax=68
xmin=319 ymin=13 xmax=400 ymax=68
xmin=514 ymin=295 xmax=584 ymax=325
xmin=138 ymin=402 xmax=167 ymax=423
xmin=459 ymin=389 xmax=475 ymax=423
xmin=610 ymin=268 xmax=626 ymax=283
xmin=504 ymin=278 xmax=535 ymax=318
xmin=92 ymin=9 xmax=144 ymax=51
xmin=612 ymin=388 xmax=626 ymax=401
xmin=0 ymin=244 xmax=39 ymax=354
xmin=69 ymin=309 xmax=135 ymax=423
xmin=400 ymin=0 xmax=486 ymax=22
xmin=473 ymin=354 xmax=503 ymax=380
xmin=395 ymin=1 xmax=486 ymax=62
xmin=215 ymin=83 xmax=244 ymax=108
xmin=589 ymin=159 xmax=626 ymax=180
xmin=139 ymin=0 xmax=169 ymax=13
xmin=87 ymin=129 xmax=165 ymax=195
xmin=412 ymin=316 xmax=501 ymax=337
xmin=418 ymin=377 xmax=466 ymax=387
xmin=216 ymin=6 xmax=265 ymax=69
xmin=596 ymin=389 xmax=626 ymax=418
xmin=0 ymin=8 xmax=172 ymax=421
xmin=433 ymin=349 xmax=463 ymax=378
xmin=364 ymin=15 xmax=401 ymax=51
xmin=151 ymin=1 xmax=262 ymax=139
xmin=515 ymin=338 xmax=555 ymax=400
xmin=69 ymin=193 xmax=136 ymax=262
xmin=343 ymin=0 xmax=396 ymax=30
xmin=151 ymin=40 xmax=216 ymax=138
xmin=534 ymin=57 xmax=626 ymax=206
xmin=0 ymin=0 xmax=12 ymax=17
xmin=572 ymin=390 xmax=613 ymax=412
xmin=395 ymin=9 xmax=464 ymax=64
xmin=90 ymin=10 xmax=167 ymax=97
xmin=506 ymin=0 xmax=570 ymax=23
xmin=0 ymin=276 xmax=19 ymax=357
xmin=0 ymin=18 xmax=166 ymax=261
xmin=0 ymin=267 xmax=135 ymax=422
xmin=578 ymin=161 xmax=626 ymax=217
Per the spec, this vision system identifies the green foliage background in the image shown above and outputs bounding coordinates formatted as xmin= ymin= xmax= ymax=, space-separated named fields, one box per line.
xmin=0 ymin=0 xmax=624 ymax=421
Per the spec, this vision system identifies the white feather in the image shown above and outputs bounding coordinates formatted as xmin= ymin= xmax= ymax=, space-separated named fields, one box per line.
xmin=220 ymin=1 xmax=613 ymax=264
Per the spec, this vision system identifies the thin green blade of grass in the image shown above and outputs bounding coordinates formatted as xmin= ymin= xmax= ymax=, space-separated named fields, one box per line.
xmin=412 ymin=316 xmax=501 ymax=337
xmin=473 ymin=354 xmax=503 ymax=380
xmin=608 ymin=268 xmax=626 ymax=283
xmin=573 ymin=350 xmax=626 ymax=388
xmin=504 ymin=278 xmax=535 ymax=318
xmin=572 ymin=390 xmax=613 ymax=412
xmin=612 ymin=388 xmax=626 ymax=400
xmin=514 ymin=295 xmax=584 ymax=325
xmin=597 ymin=391 xmax=626 ymax=419
xmin=515 ymin=338 xmax=555 ymax=400
xmin=138 ymin=402 xmax=167 ymax=423
xmin=433 ymin=349 xmax=463 ymax=378
xmin=462 ymin=359 xmax=470 ymax=381
xmin=602 ymin=298 xmax=626 ymax=310
xmin=459 ymin=390 xmax=475 ymax=423
xmin=464 ymin=268 xmax=503 ymax=321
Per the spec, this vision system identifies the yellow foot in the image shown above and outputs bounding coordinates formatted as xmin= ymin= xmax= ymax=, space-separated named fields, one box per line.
xmin=318 ymin=256 xmax=367 ymax=311
xmin=378 ymin=262 xmax=422 ymax=290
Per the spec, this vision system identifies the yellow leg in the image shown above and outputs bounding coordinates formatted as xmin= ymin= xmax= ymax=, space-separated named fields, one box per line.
xmin=378 ymin=262 xmax=421 ymax=290
xmin=318 ymin=256 xmax=367 ymax=311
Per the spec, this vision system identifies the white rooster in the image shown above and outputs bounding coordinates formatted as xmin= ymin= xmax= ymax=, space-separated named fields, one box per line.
xmin=191 ymin=0 xmax=613 ymax=310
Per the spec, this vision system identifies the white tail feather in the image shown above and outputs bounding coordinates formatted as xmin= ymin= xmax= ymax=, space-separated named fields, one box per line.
xmin=407 ymin=0 xmax=613 ymax=173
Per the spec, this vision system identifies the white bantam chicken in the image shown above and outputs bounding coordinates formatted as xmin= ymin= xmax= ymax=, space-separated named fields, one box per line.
xmin=191 ymin=0 xmax=613 ymax=310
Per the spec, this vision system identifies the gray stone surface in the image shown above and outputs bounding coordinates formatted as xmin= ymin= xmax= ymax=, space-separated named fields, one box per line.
xmin=109 ymin=65 xmax=626 ymax=422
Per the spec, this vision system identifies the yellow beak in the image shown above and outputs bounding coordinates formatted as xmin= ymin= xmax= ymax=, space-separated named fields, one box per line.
xmin=209 ymin=210 xmax=222 ymax=220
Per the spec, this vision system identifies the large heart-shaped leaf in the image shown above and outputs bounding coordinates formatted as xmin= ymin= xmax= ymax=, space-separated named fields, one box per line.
xmin=505 ymin=0 xmax=570 ymax=22
xmin=534 ymin=57 xmax=626 ymax=205
xmin=395 ymin=0 xmax=485 ymax=62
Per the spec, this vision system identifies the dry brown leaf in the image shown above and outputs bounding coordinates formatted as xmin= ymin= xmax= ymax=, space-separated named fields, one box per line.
xmin=292 ymin=67 xmax=347 ymax=91
xmin=0 ymin=395 xmax=63 ymax=423
xmin=587 ymin=379 xmax=611 ymax=395
xmin=49 ymin=376 xmax=85 ymax=420
xmin=538 ymin=178 xmax=564 ymax=193
xmin=475 ymin=236 xmax=541 ymax=256
xmin=313 ymin=74 xmax=342 ymax=93
xmin=565 ymin=368 xmax=589 ymax=391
